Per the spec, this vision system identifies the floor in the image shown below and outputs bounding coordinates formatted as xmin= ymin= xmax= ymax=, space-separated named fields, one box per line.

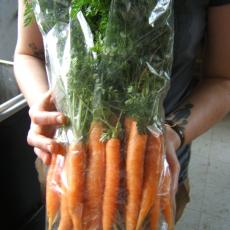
xmin=176 ymin=114 xmax=230 ymax=230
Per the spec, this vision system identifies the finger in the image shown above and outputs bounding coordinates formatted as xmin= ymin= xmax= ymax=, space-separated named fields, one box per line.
xmin=166 ymin=149 xmax=180 ymax=196
xmin=29 ymin=110 xmax=68 ymax=126
xmin=27 ymin=130 xmax=65 ymax=155
xmin=34 ymin=147 xmax=51 ymax=165
xmin=29 ymin=123 xmax=56 ymax=138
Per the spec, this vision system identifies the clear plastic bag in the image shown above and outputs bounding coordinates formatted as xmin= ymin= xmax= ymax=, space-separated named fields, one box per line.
xmin=32 ymin=0 xmax=175 ymax=229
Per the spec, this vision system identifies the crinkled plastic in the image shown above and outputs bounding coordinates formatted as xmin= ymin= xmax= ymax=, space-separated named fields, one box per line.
xmin=32 ymin=0 xmax=175 ymax=229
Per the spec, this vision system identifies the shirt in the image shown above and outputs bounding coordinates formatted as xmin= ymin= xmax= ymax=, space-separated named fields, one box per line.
xmin=164 ymin=0 xmax=230 ymax=184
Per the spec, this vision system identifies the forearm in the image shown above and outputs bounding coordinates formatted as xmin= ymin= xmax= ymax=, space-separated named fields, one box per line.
xmin=167 ymin=5 xmax=230 ymax=147
xmin=14 ymin=54 xmax=49 ymax=107
xmin=167 ymin=77 xmax=230 ymax=146
xmin=14 ymin=0 xmax=48 ymax=107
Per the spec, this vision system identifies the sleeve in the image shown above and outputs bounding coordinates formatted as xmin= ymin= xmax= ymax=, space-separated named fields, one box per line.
xmin=209 ymin=0 xmax=230 ymax=6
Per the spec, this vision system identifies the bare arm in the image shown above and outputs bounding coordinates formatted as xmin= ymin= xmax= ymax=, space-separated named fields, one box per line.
xmin=14 ymin=0 xmax=48 ymax=107
xmin=14 ymin=1 xmax=67 ymax=164
xmin=167 ymin=4 xmax=230 ymax=147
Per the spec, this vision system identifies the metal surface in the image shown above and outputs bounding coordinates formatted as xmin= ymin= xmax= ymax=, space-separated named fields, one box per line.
xmin=0 ymin=94 xmax=27 ymax=122
xmin=0 ymin=60 xmax=27 ymax=121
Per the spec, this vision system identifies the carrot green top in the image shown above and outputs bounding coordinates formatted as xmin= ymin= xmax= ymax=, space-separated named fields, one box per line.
xmin=26 ymin=0 xmax=174 ymax=141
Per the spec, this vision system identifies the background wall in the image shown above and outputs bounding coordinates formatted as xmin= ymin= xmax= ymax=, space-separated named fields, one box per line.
xmin=0 ymin=0 xmax=18 ymax=61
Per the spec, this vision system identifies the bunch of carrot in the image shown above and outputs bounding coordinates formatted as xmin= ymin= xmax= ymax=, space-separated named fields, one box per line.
xmin=29 ymin=0 xmax=175 ymax=229
xmin=45 ymin=118 xmax=174 ymax=230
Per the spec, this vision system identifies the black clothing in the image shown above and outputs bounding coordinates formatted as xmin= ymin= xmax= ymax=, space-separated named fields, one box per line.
xmin=165 ymin=0 xmax=230 ymax=183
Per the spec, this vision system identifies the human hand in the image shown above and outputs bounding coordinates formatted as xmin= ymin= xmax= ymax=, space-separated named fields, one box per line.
xmin=163 ymin=125 xmax=181 ymax=221
xmin=27 ymin=90 xmax=68 ymax=165
xmin=165 ymin=124 xmax=181 ymax=197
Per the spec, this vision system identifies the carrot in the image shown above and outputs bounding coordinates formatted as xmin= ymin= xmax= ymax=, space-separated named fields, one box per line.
xmin=46 ymin=154 xmax=61 ymax=230
xmin=136 ymin=133 xmax=163 ymax=229
xmin=102 ymin=138 xmax=121 ymax=229
xmin=149 ymin=194 xmax=161 ymax=230
xmin=83 ymin=121 xmax=106 ymax=230
xmin=160 ymin=169 xmax=174 ymax=230
xmin=66 ymin=142 xmax=86 ymax=230
xmin=124 ymin=117 xmax=133 ymax=148
xmin=125 ymin=118 xmax=148 ymax=230
xmin=58 ymin=192 xmax=73 ymax=230
xmin=58 ymin=157 xmax=73 ymax=230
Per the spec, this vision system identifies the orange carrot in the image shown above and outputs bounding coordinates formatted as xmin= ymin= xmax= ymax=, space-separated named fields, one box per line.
xmin=46 ymin=154 xmax=61 ymax=230
xmin=124 ymin=117 xmax=133 ymax=147
xmin=66 ymin=142 xmax=86 ymax=230
xmin=83 ymin=121 xmax=106 ymax=230
xmin=58 ymin=156 xmax=73 ymax=230
xmin=58 ymin=192 xmax=73 ymax=230
xmin=125 ymin=119 xmax=148 ymax=230
xmin=150 ymin=194 xmax=161 ymax=230
xmin=136 ymin=133 xmax=163 ymax=229
xmin=102 ymin=138 xmax=121 ymax=229
xmin=160 ymin=169 xmax=174 ymax=230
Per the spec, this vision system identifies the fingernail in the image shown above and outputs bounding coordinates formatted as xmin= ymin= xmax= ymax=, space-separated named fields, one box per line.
xmin=56 ymin=115 xmax=64 ymax=124
xmin=47 ymin=144 xmax=54 ymax=153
